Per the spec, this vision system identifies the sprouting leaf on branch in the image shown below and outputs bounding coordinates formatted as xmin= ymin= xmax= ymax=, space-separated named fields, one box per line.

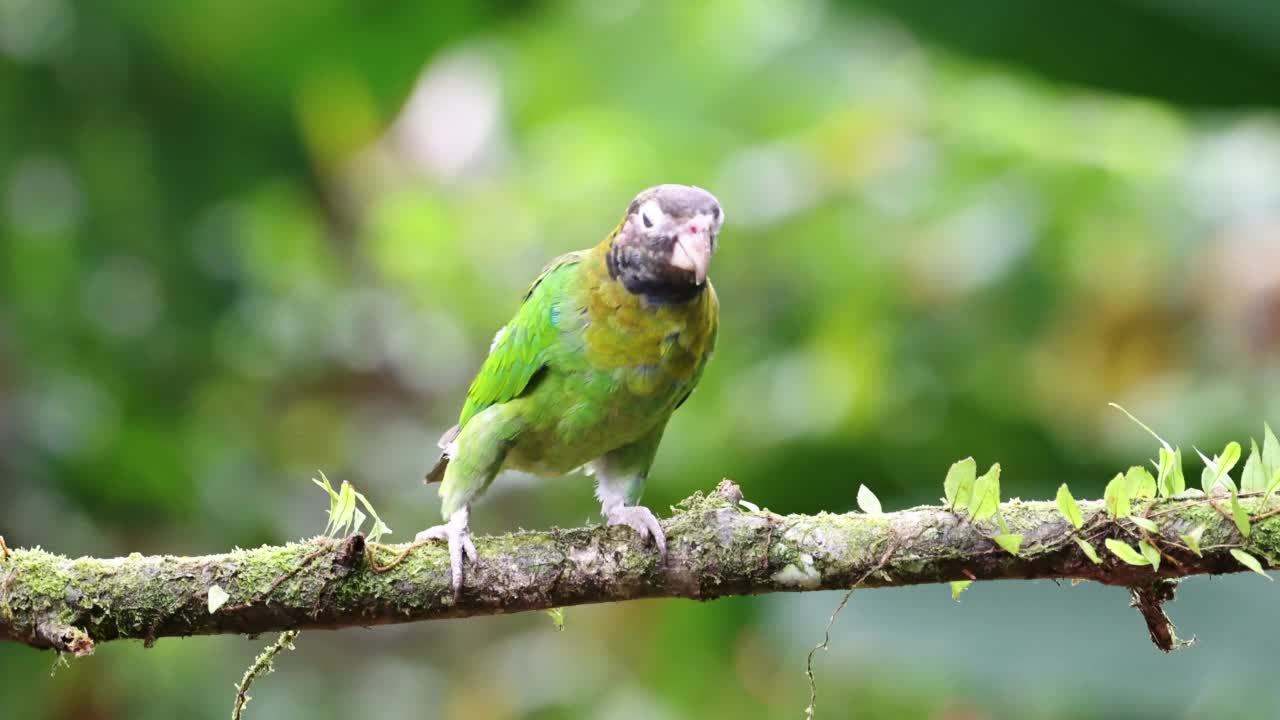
xmin=546 ymin=608 xmax=566 ymax=631
xmin=1074 ymin=537 xmax=1102 ymax=564
xmin=950 ymin=580 xmax=973 ymax=601
xmin=1138 ymin=540 xmax=1161 ymax=572
xmin=1264 ymin=424 xmax=1280 ymax=483
xmin=311 ymin=472 xmax=392 ymax=542
xmin=1230 ymin=549 xmax=1272 ymax=580
xmin=1130 ymin=516 xmax=1158 ymax=533
xmin=1056 ymin=484 xmax=1083 ymax=529
xmin=969 ymin=464 xmax=1001 ymax=521
xmin=1264 ymin=424 xmax=1280 ymax=503
xmin=1180 ymin=526 xmax=1205 ymax=557
xmin=1220 ymin=441 xmax=1242 ymax=479
xmin=312 ymin=472 xmax=341 ymax=535
xmin=1109 ymin=403 xmax=1172 ymax=452
xmin=995 ymin=508 xmax=1012 ymax=535
xmin=1168 ymin=448 xmax=1186 ymax=497
xmin=1268 ymin=468 xmax=1280 ymax=505
xmin=1230 ymin=490 xmax=1251 ymax=538
xmin=1104 ymin=473 xmax=1131 ymax=519
xmin=333 ymin=480 xmax=356 ymax=535
xmin=1126 ymin=466 xmax=1157 ymax=500
xmin=1154 ymin=447 xmax=1186 ymax=498
xmin=993 ymin=534 xmax=1023 ymax=556
xmin=353 ymin=489 xmax=393 ymax=543
xmin=1105 ymin=539 xmax=1149 ymax=566
xmin=857 ymin=484 xmax=882 ymax=515
xmin=944 ymin=457 xmax=977 ymax=510
xmin=1198 ymin=441 xmax=1241 ymax=495
xmin=208 ymin=585 xmax=230 ymax=614
xmin=1241 ymin=440 xmax=1266 ymax=494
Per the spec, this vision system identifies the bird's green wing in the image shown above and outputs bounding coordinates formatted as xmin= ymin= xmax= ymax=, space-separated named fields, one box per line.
xmin=457 ymin=251 xmax=584 ymax=428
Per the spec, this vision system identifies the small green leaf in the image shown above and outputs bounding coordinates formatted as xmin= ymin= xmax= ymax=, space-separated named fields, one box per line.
xmin=1126 ymin=466 xmax=1157 ymax=500
xmin=1180 ymin=526 xmax=1205 ymax=557
xmin=311 ymin=472 xmax=339 ymax=500
xmin=1056 ymin=484 xmax=1084 ymax=529
xmin=1108 ymin=403 xmax=1172 ymax=452
xmin=1200 ymin=442 xmax=1242 ymax=494
xmin=1138 ymin=540 xmax=1161 ymax=572
xmin=1268 ymin=468 xmax=1280 ymax=501
xmin=1169 ymin=448 xmax=1186 ymax=496
xmin=312 ymin=472 xmax=341 ymax=535
xmin=207 ymin=585 xmax=229 ymax=614
xmin=354 ymin=490 xmax=392 ymax=543
xmin=969 ymin=464 xmax=1002 ymax=521
xmin=1242 ymin=440 xmax=1266 ymax=493
xmin=1130 ymin=516 xmax=1158 ymax=533
xmin=1230 ymin=490 xmax=1251 ymax=538
xmin=1104 ymin=473 xmax=1131 ymax=519
xmin=330 ymin=480 xmax=357 ymax=537
xmin=950 ymin=580 xmax=973 ymax=601
xmin=944 ymin=457 xmax=977 ymax=510
xmin=995 ymin=512 xmax=1010 ymax=535
xmin=993 ymin=534 xmax=1023 ymax=556
xmin=1219 ymin=441 xmax=1242 ymax=478
xmin=546 ymin=607 xmax=566 ymax=630
xmin=1264 ymin=423 xmax=1280 ymax=481
xmin=1230 ymin=548 xmax=1272 ymax=580
xmin=1074 ymin=537 xmax=1103 ymax=564
xmin=857 ymin=484 xmax=882 ymax=515
xmin=1105 ymin=539 xmax=1150 ymax=566
xmin=1154 ymin=451 xmax=1171 ymax=499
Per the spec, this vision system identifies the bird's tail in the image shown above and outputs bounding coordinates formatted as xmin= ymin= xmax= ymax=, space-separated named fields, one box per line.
xmin=424 ymin=424 xmax=460 ymax=485
xmin=424 ymin=456 xmax=448 ymax=484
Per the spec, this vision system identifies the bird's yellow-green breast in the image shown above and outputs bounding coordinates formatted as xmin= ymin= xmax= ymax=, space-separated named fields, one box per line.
xmin=490 ymin=238 xmax=717 ymax=475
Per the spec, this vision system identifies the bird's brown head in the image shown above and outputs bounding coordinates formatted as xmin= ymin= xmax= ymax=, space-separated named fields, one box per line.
xmin=607 ymin=184 xmax=724 ymax=304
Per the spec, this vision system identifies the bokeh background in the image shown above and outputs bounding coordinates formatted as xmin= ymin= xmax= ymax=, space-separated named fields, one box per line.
xmin=4 ymin=1 xmax=1280 ymax=718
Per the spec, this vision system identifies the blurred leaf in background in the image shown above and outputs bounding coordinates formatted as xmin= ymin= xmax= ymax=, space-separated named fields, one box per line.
xmin=3 ymin=0 xmax=1280 ymax=718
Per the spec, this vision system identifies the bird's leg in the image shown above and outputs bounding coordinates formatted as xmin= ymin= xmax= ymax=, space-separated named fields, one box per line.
xmin=596 ymin=471 xmax=667 ymax=557
xmin=415 ymin=504 xmax=478 ymax=596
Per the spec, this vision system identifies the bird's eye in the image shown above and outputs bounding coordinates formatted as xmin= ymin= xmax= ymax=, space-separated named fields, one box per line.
xmin=642 ymin=213 xmax=653 ymax=229
xmin=711 ymin=206 xmax=720 ymax=220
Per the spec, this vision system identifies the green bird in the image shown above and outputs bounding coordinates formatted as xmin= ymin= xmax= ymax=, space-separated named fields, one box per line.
xmin=417 ymin=184 xmax=724 ymax=592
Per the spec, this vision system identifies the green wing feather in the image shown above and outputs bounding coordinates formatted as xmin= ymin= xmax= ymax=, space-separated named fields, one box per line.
xmin=457 ymin=251 xmax=584 ymax=427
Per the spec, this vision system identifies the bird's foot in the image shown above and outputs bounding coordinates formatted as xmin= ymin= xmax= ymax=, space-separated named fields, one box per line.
xmin=415 ymin=507 xmax=477 ymax=597
xmin=606 ymin=505 xmax=667 ymax=557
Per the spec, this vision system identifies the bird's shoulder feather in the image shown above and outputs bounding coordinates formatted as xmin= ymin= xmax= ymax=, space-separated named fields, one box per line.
xmin=457 ymin=250 xmax=587 ymax=427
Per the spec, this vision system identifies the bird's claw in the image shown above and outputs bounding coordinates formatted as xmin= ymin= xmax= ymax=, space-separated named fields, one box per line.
xmin=606 ymin=505 xmax=667 ymax=557
xmin=415 ymin=508 xmax=477 ymax=597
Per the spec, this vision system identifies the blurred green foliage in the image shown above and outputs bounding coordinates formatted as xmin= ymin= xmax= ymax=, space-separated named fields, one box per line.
xmin=3 ymin=1 xmax=1280 ymax=718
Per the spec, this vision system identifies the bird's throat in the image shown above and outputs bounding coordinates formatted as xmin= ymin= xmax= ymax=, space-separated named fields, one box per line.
xmin=606 ymin=241 xmax=705 ymax=305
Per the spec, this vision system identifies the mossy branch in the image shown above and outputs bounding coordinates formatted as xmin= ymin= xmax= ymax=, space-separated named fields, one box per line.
xmin=1 ymin=480 xmax=1275 ymax=656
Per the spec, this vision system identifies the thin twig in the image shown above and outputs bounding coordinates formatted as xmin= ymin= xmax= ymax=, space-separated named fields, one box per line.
xmin=224 ymin=544 xmax=330 ymax=613
xmin=231 ymin=630 xmax=299 ymax=720
xmin=367 ymin=539 xmax=429 ymax=573
xmin=804 ymin=541 xmax=899 ymax=719
xmin=1250 ymin=505 xmax=1280 ymax=523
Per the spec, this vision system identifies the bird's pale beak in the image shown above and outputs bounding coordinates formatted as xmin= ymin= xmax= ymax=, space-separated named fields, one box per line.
xmin=670 ymin=227 xmax=712 ymax=285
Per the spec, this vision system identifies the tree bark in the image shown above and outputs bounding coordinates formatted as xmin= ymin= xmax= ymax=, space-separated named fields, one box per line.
xmin=1 ymin=480 xmax=1272 ymax=656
